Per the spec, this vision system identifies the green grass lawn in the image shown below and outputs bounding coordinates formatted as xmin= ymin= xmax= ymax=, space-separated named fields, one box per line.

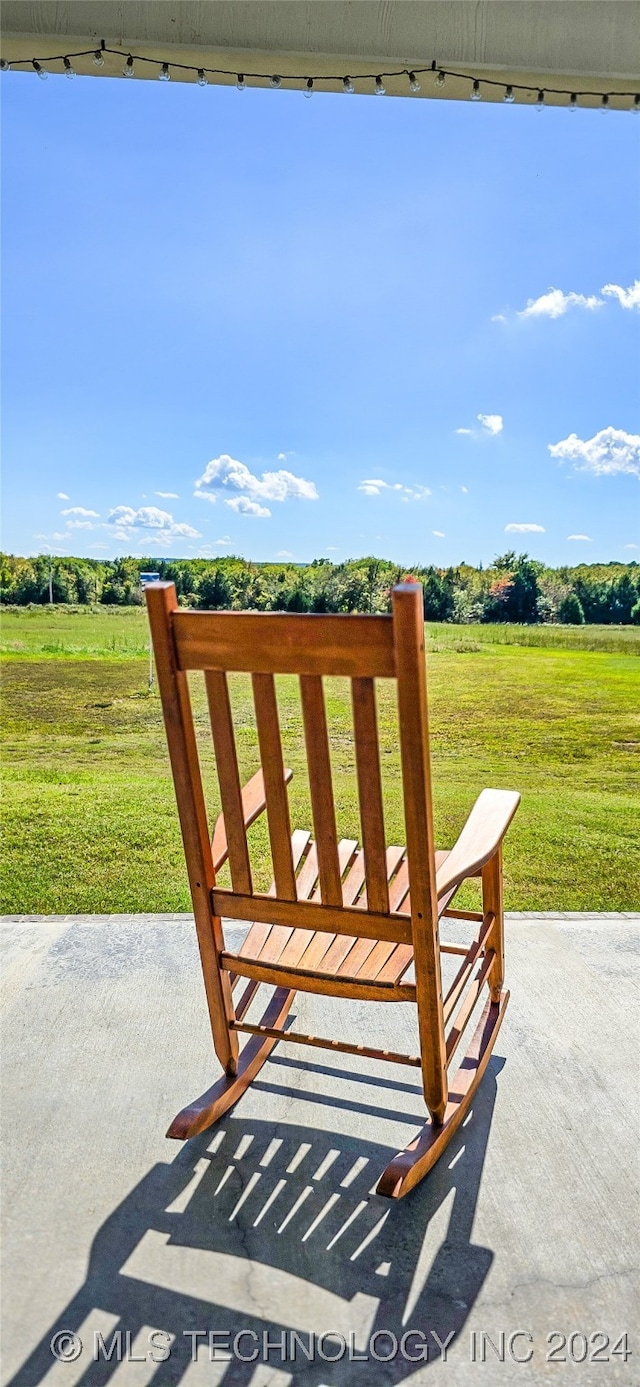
xmin=1 ymin=608 xmax=638 ymax=913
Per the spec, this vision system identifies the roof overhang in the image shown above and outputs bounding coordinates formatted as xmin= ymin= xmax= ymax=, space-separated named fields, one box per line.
xmin=2 ymin=1 xmax=639 ymax=109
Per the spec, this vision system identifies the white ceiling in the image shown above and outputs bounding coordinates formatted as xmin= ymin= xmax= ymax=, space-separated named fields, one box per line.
xmin=2 ymin=1 xmax=639 ymax=108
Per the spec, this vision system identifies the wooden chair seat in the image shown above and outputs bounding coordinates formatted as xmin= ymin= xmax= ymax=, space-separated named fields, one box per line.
xmin=225 ymin=840 xmax=454 ymax=996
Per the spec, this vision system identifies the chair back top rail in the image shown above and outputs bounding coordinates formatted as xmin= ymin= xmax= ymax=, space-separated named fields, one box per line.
xmin=171 ymin=607 xmax=396 ymax=677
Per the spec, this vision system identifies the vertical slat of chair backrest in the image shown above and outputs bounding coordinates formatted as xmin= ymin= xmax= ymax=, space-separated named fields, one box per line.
xmin=205 ymin=670 xmax=252 ymax=895
xmin=392 ymin=583 xmax=447 ymax=1123
xmin=351 ymin=678 xmax=389 ymax=913
xmin=299 ymin=674 xmax=343 ymax=905
xmin=252 ymin=673 xmax=297 ymax=900
xmin=145 ymin=583 xmax=238 ymax=1073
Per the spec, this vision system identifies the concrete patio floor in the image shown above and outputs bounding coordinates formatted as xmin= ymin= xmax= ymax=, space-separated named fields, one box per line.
xmin=1 ymin=912 xmax=638 ymax=1386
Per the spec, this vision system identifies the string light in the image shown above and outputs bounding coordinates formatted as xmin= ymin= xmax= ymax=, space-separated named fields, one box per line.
xmin=3 ymin=43 xmax=638 ymax=111
xmin=33 ymin=59 xmax=47 ymax=80
xmin=304 ymin=77 xmax=313 ymax=98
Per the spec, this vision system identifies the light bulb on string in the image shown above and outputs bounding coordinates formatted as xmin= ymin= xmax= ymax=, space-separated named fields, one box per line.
xmin=569 ymin=92 xmax=578 ymax=111
xmin=269 ymin=74 xmax=281 ymax=88
xmin=503 ymin=85 xmax=515 ymax=103
xmin=236 ymin=73 xmax=246 ymax=91
xmin=63 ymin=57 xmax=75 ymax=79
xmin=633 ymin=94 xmax=640 ymax=113
xmin=33 ymin=60 xmax=47 ymax=79
xmin=304 ymin=77 xmax=313 ymax=97
xmin=600 ymin=93 xmax=609 ymax=112
xmin=159 ymin=62 xmax=171 ymax=81
xmin=196 ymin=69 xmax=208 ymax=86
xmin=343 ymin=76 xmax=354 ymax=93
xmin=123 ymin=54 xmax=134 ymax=77
xmin=470 ymin=79 xmax=481 ymax=101
xmin=375 ymin=75 xmax=386 ymax=95
xmin=408 ymin=72 xmax=420 ymax=93
xmin=0 ymin=59 xmax=10 ymax=72
xmin=435 ymin=69 xmax=445 ymax=89
xmin=535 ymin=90 xmax=545 ymax=111
xmin=92 ymin=48 xmax=104 ymax=68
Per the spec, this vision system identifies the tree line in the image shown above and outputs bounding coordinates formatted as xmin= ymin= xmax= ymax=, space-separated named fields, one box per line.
xmin=1 ymin=551 xmax=639 ymax=624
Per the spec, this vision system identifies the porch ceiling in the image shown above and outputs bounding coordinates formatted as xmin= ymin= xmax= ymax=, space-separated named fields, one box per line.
xmin=1 ymin=1 xmax=639 ymax=108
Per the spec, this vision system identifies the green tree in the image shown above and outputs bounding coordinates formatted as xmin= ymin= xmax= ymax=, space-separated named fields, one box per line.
xmin=197 ymin=568 xmax=232 ymax=609
xmin=558 ymin=592 xmax=585 ymax=625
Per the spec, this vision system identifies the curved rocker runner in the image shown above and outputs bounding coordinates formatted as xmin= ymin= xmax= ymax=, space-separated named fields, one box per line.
xmin=146 ymin=579 xmax=520 ymax=1199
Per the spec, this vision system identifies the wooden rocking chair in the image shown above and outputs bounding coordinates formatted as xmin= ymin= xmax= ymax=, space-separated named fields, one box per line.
xmin=146 ymin=580 xmax=519 ymax=1199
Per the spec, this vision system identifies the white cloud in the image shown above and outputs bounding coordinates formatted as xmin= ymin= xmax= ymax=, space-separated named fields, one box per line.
xmin=358 ymin=478 xmax=390 ymax=495
xmin=358 ymin=479 xmax=430 ymax=501
xmin=518 ymin=288 xmax=602 ymax=319
xmin=567 ymin=534 xmax=593 ymax=541
xmin=491 ymin=314 xmax=507 ymax=325
xmin=154 ymin=491 xmax=179 ymax=499
xmin=225 ymin=497 xmax=271 ymax=517
xmin=326 ymin=546 xmax=340 ymax=552
xmin=432 ymin=530 xmax=445 ymax=537
xmin=460 ymin=485 xmax=469 ymax=493
xmin=624 ymin=543 xmax=639 ymax=550
xmin=549 ymin=427 xmax=640 ymax=479
xmin=198 ymin=539 xmax=231 ymax=554
xmin=61 ymin=506 xmax=100 ymax=518
xmin=505 ymin=523 xmax=545 ymax=533
xmin=276 ymin=549 xmax=294 ymax=558
xmin=107 ymin=505 xmax=201 ymax=539
xmin=455 ymin=428 xmax=474 ymax=436
xmin=66 ymin=520 xmax=97 ymax=530
xmin=478 ymin=414 xmax=503 ymax=436
xmin=601 ymin=279 xmax=640 ymax=311
xmin=56 ymin=492 xmax=70 ymax=500
xmin=88 ymin=542 xmax=110 ymax=551
xmin=194 ymin=454 xmax=318 ymax=517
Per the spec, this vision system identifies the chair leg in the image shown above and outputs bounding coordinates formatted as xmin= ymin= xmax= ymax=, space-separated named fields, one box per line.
xmin=166 ymin=987 xmax=295 ymax=1140
xmin=482 ymin=848 xmax=505 ymax=1002
xmin=376 ymin=990 xmax=509 ymax=1199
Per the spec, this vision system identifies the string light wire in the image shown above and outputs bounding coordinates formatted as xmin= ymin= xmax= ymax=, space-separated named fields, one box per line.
xmin=1 ymin=44 xmax=638 ymax=107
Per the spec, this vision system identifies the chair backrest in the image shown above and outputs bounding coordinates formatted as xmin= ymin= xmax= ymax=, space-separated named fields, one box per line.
xmin=146 ymin=581 xmax=439 ymax=951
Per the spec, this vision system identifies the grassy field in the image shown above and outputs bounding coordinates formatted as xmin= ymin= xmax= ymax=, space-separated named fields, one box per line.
xmin=1 ymin=607 xmax=638 ymax=913
xmin=2 ymin=604 xmax=639 ymax=657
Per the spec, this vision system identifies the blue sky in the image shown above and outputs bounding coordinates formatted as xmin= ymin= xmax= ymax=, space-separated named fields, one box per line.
xmin=2 ymin=72 xmax=639 ymax=566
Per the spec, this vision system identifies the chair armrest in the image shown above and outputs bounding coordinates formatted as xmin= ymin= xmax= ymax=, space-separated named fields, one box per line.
xmin=212 ymin=767 xmax=293 ymax=872
xmin=435 ymin=788 xmax=520 ymax=900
